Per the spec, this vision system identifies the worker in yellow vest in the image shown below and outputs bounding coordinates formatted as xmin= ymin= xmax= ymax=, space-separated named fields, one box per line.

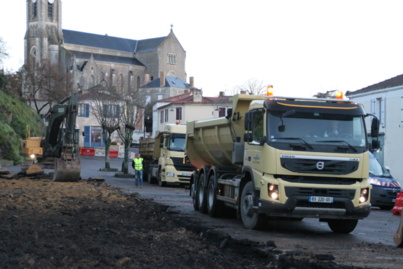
xmin=132 ymin=153 xmax=144 ymax=187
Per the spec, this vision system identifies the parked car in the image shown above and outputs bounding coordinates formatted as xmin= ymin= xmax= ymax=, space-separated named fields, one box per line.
xmin=368 ymin=152 xmax=401 ymax=210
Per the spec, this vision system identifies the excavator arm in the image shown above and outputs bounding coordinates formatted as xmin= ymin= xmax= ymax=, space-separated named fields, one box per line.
xmin=43 ymin=93 xmax=81 ymax=182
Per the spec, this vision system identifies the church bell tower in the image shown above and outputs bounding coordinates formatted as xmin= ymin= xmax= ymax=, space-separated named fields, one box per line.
xmin=25 ymin=0 xmax=63 ymax=68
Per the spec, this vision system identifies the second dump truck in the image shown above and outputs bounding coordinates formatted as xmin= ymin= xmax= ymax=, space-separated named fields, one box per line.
xmin=186 ymin=93 xmax=379 ymax=233
xmin=139 ymin=124 xmax=194 ymax=186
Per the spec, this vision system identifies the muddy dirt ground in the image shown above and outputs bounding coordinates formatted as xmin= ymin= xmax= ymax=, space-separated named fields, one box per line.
xmin=0 ymin=175 xmax=385 ymax=269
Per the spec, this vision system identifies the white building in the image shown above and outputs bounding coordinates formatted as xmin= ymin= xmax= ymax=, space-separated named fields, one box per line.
xmin=152 ymin=90 xmax=232 ymax=137
xmin=346 ymin=74 xmax=403 ymax=185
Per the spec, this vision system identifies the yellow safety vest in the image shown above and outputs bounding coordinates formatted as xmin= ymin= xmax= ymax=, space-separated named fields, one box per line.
xmin=133 ymin=158 xmax=143 ymax=170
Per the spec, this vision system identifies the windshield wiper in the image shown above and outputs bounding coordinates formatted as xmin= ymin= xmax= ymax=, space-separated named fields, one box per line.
xmin=272 ymin=137 xmax=313 ymax=150
xmin=317 ymin=140 xmax=357 ymax=152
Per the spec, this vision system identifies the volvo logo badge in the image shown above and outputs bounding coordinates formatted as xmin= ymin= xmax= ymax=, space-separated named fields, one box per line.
xmin=316 ymin=161 xmax=325 ymax=170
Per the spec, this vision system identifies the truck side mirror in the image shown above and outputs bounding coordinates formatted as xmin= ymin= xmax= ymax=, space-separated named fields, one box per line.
xmin=371 ymin=117 xmax=379 ymax=137
xmin=244 ymin=133 xmax=252 ymax=142
xmin=371 ymin=139 xmax=380 ymax=151
xmin=244 ymin=112 xmax=252 ymax=131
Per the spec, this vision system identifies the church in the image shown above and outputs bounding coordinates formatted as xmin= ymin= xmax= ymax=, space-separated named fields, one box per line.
xmin=24 ymin=0 xmax=191 ymax=105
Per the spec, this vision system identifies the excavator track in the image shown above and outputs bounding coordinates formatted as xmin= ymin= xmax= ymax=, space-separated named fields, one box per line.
xmin=53 ymin=158 xmax=81 ymax=182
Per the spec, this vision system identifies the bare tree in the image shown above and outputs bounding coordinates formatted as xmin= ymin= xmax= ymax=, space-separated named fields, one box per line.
xmin=23 ymin=61 xmax=73 ymax=117
xmin=236 ymin=78 xmax=267 ymax=95
xmin=115 ymin=97 xmax=144 ymax=174
xmin=0 ymin=69 xmax=22 ymax=99
xmin=89 ymin=86 xmax=122 ymax=171
xmin=0 ymin=37 xmax=8 ymax=65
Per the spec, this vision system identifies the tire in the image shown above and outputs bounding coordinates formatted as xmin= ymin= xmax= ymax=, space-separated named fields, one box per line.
xmin=191 ymin=180 xmax=199 ymax=211
xmin=157 ymin=167 xmax=166 ymax=187
xmin=379 ymin=205 xmax=393 ymax=210
xmin=327 ymin=219 xmax=358 ymax=234
xmin=207 ymin=176 xmax=224 ymax=218
xmin=240 ymin=181 xmax=266 ymax=230
xmin=198 ymin=172 xmax=208 ymax=213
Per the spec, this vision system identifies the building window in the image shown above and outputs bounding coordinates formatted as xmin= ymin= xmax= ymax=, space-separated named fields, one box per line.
xmin=48 ymin=1 xmax=53 ymax=19
xmin=371 ymin=97 xmax=385 ymax=128
xmin=103 ymin=104 xmax=120 ymax=118
xmin=78 ymin=103 xmax=90 ymax=117
xmin=165 ymin=109 xmax=169 ymax=122
xmin=401 ymin=97 xmax=403 ymax=123
xmin=176 ymin=107 xmax=182 ymax=120
xmin=160 ymin=110 xmax=164 ymax=124
xmin=218 ymin=107 xmax=226 ymax=117
xmin=168 ymin=53 xmax=176 ymax=65
xmin=33 ymin=1 xmax=37 ymax=18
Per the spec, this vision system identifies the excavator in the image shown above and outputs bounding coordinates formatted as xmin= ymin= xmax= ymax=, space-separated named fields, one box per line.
xmin=21 ymin=92 xmax=81 ymax=182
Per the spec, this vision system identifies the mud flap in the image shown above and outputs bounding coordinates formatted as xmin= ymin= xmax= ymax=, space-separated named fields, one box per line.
xmin=53 ymin=158 xmax=81 ymax=182
xmin=394 ymin=212 xmax=403 ymax=247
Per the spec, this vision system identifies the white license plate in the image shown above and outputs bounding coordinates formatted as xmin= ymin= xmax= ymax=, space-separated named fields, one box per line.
xmin=309 ymin=196 xmax=334 ymax=203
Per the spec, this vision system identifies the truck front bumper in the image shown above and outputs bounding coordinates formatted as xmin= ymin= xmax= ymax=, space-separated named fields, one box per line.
xmin=257 ymin=196 xmax=371 ymax=220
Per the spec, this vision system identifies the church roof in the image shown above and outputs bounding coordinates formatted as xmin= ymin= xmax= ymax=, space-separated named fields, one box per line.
xmin=71 ymin=50 xmax=144 ymax=66
xmin=141 ymin=76 xmax=191 ymax=89
xmin=62 ymin=29 xmax=166 ymax=53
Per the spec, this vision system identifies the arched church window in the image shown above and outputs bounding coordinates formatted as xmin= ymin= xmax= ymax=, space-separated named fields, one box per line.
xmin=30 ymin=46 xmax=37 ymax=58
xmin=88 ymin=75 xmax=95 ymax=88
xmin=48 ymin=0 xmax=54 ymax=19
xmin=167 ymin=53 xmax=176 ymax=65
xmin=32 ymin=0 xmax=38 ymax=18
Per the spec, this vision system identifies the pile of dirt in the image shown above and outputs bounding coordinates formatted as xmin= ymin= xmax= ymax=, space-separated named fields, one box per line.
xmin=0 ymin=177 xmax=358 ymax=269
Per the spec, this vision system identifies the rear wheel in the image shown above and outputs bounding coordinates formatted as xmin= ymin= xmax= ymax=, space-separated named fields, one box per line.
xmin=198 ymin=172 xmax=207 ymax=213
xmin=207 ymin=176 xmax=224 ymax=217
xmin=328 ymin=219 xmax=358 ymax=233
xmin=191 ymin=179 xmax=199 ymax=211
xmin=240 ymin=181 xmax=266 ymax=230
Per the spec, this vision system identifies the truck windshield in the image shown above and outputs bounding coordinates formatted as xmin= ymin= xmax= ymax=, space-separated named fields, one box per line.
xmin=267 ymin=111 xmax=367 ymax=153
xmin=168 ymin=134 xmax=186 ymax=152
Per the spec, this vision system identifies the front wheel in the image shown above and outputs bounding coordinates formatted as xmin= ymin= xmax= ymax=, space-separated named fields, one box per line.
xmin=328 ymin=219 xmax=358 ymax=233
xmin=157 ymin=167 xmax=166 ymax=187
xmin=240 ymin=181 xmax=266 ymax=230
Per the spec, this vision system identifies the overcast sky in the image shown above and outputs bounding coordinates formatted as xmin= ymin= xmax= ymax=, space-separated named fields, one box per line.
xmin=1 ymin=0 xmax=403 ymax=98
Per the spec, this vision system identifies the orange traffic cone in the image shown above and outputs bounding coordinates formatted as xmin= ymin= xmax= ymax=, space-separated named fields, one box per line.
xmin=392 ymin=191 xmax=403 ymax=215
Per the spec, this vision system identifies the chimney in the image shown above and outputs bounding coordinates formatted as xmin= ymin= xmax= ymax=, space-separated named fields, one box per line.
xmin=193 ymin=89 xmax=202 ymax=102
xmin=219 ymin=91 xmax=225 ymax=97
xmin=240 ymin=90 xmax=247 ymax=94
xmin=189 ymin=76 xmax=194 ymax=86
xmin=160 ymin=71 xmax=165 ymax=87
xmin=144 ymin=74 xmax=150 ymax=85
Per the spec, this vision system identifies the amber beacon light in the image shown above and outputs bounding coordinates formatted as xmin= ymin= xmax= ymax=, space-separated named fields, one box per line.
xmin=266 ymin=85 xmax=274 ymax=96
xmin=335 ymin=91 xmax=343 ymax=99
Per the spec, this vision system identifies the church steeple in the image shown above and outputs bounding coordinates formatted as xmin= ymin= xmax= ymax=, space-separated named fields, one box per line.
xmin=25 ymin=0 xmax=63 ymax=67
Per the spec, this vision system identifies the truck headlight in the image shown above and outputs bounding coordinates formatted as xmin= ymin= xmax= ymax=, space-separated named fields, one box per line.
xmin=268 ymin=184 xmax=279 ymax=200
xmin=29 ymin=154 xmax=36 ymax=159
xmin=359 ymin=187 xmax=369 ymax=203
xmin=166 ymin=172 xmax=175 ymax=177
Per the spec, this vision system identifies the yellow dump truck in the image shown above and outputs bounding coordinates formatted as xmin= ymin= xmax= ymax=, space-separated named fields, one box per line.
xmin=139 ymin=124 xmax=194 ymax=186
xmin=186 ymin=93 xmax=380 ymax=233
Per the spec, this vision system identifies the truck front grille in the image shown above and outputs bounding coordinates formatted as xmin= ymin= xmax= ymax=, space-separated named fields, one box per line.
xmin=280 ymin=155 xmax=359 ymax=175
